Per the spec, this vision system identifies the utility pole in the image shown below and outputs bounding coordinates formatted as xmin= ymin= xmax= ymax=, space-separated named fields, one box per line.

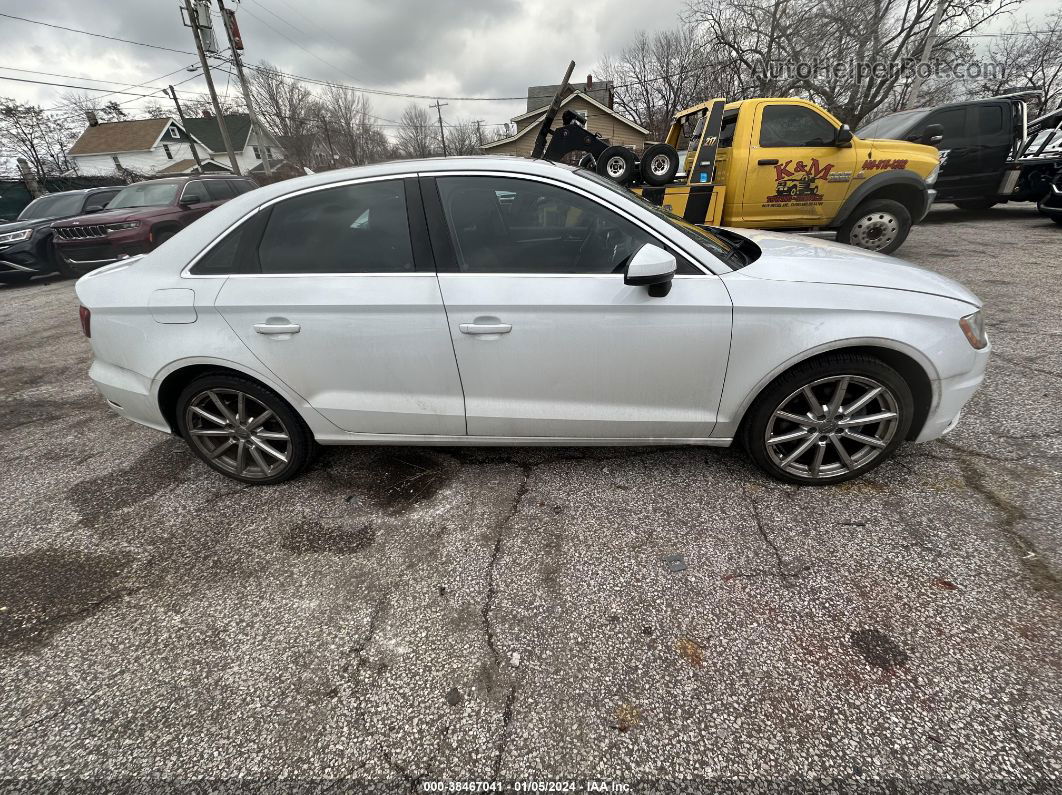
xmin=906 ymin=0 xmax=947 ymax=109
xmin=430 ymin=99 xmax=448 ymax=157
xmin=182 ymin=0 xmax=241 ymax=174
xmin=166 ymin=85 xmax=204 ymax=171
xmin=474 ymin=119 xmax=484 ymax=150
xmin=16 ymin=158 xmax=43 ymax=198
xmin=216 ymin=0 xmax=271 ymax=177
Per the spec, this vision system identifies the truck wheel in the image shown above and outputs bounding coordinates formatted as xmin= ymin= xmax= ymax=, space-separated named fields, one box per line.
xmin=836 ymin=199 xmax=911 ymax=254
xmin=639 ymin=143 xmax=679 ymax=186
xmin=596 ymin=146 xmax=636 ymax=185
xmin=577 ymin=153 xmax=596 ymax=170
xmin=954 ymin=199 xmax=997 ymax=211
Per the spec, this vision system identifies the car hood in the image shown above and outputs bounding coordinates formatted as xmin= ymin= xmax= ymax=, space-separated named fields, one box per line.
xmin=53 ymin=208 xmax=159 ymax=227
xmin=861 ymin=138 xmax=939 ymax=159
xmin=727 ymin=229 xmax=980 ymax=307
xmin=0 ymin=217 xmax=50 ymax=234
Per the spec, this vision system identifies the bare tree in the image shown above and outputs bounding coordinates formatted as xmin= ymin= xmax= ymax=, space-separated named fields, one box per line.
xmin=247 ymin=61 xmax=318 ymax=167
xmin=395 ymin=103 xmax=438 ymax=159
xmin=139 ymin=100 xmax=170 ymax=120
xmin=0 ymin=99 xmax=78 ymax=178
xmin=980 ymin=12 xmax=1062 ymax=117
xmin=444 ymin=119 xmax=483 ymax=155
xmin=599 ymin=27 xmax=738 ymax=140
xmin=687 ymin=0 xmax=1026 ymax=127
xmin=58 ymin=91 xmax=129 ymax=123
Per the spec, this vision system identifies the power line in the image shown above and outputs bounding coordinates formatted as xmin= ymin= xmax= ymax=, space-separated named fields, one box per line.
xmin=0 ymin=12 xmax=195 ymax=55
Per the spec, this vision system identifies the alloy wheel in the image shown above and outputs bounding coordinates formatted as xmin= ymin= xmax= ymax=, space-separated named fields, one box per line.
xmin=849 ymin=211 xmax=899 ymax=251
xmin=606 ymin=156 xmax=627 ymax=179
xmin=649 ymin=153 xmax=672 ymax=176
xmin=764 ymin=375 xmax=900 ymax=480
xmin=184 ymin=388 xmax=292 ymax=480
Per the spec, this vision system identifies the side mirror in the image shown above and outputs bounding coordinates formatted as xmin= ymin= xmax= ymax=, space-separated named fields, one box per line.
xmin=180 ymin=193 xmax=204 ymax=206
xmin=834 ymin=124 xmax=853 ymax=147
xmin=84 ymin=204 xmax=107 ymax=214
xmin=624 ymin=243 xmax=676 ymax=298
xmin=922 ymin=124 xmax=944 ymax=146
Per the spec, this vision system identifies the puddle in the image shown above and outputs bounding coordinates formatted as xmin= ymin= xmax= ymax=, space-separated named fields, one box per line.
xmin=341 ymin=451 xmax=456 ymax=514
xmin=281 ymin=520 xmax=376 ymax=554
xmin=0 ymin=548 xmax=134 ymax=650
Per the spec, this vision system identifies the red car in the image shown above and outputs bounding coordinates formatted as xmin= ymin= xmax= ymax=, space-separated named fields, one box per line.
xmin=52 ymin=174 xmax=257 ymax=273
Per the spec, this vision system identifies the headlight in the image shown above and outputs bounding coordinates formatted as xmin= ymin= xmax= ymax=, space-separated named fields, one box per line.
xmin=105 ymin=221 xmax=140 ymax=231
xmin=0 ymin=228 xmax=33 ymax=245
xmin=959 ymin=310 xmax=988 ymax=349
xmin=926 ymin=165 xmax=940 ymax=186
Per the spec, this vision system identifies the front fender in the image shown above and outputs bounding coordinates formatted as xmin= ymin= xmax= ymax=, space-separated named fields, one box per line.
xmin=830 ymin=169 xmax=930 ymax=228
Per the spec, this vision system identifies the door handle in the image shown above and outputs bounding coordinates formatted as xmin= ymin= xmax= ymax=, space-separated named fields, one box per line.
xmin=459 ymin=323 xmax=512 ymax=335
xmin=758 ymin=158 xmax=779 ymax=165
xmin=254 ymin=322 xmax=301 ymax=335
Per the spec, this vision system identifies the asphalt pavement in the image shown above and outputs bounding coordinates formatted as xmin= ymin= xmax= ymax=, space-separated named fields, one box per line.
xmin=0 ymin=203 xmax=1059 ymax=791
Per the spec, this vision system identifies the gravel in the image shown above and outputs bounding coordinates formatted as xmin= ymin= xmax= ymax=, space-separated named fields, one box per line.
xmin=0 ymin=203 xmax=1059 ymax=790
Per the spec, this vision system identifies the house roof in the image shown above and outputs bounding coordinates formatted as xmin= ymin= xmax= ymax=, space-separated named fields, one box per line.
xmin=182 ymin=114 xmax=253 ymax=153
xmin=155 ymin=158 xmax=232 ymax=175
xmin=482 ymin=92 xmax=650 ymax=150
xmin=526 ymin=81 xmax=613 ymax=113
xmin=508 ymin=91 xmax=649 ymax=134
xmin=67 ymin=118 xmax=174 ymax=156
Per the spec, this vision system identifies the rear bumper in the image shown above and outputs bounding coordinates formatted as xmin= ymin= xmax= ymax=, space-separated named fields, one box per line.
xmin=914 ymin=345 xmax=991 ymax=443
xmin=88 ymin=360 xmax=171 ymax=434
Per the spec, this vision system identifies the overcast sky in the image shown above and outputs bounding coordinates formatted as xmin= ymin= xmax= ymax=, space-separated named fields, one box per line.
xmin=0 ymin=0 xmax=1056 ymax=137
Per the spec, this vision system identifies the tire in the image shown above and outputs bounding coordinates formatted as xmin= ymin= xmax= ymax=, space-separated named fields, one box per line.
xmin=954 ymin=199 xmax=997 ymax=211
xmin=835 ymin=198 xmax=911 ymax=254
xmin=176 ymin=373 xmax=314 ymax=485
xmin=742 ymin=352 xmax=914 ymax=486
xmin=0 ymin=272 xmax=33 ymax=285
xmin=577 ymin=153 xmax=596 ymax=170
xmin=639 ymin=143 xmax=680 ymax=186
xmin=1052 ymin=216 xmax=1062 ymax=226
xmin=151 ymin=229 xmax=177 ymax=249
xmin=595 ymin=145 xmax=637 ymax=185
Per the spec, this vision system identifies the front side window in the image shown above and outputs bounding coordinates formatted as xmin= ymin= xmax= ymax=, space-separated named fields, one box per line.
xmin=759 ymin=105 xmax=837 ymax=147
xmin=921 ymin=107 xmax=967 ymax=145
xmin=83 ymin=190 xmax=119 ymax=212
xmin=436 ymin=176 xmax=656 ymax=274
xmin=258 ymin=179 xmax=414 ymax=274
xmin=108 ymin=182 xmax=179 ymax=209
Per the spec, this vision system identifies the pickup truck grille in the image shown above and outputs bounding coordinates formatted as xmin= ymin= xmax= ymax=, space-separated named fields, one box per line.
xmin=55 ymin=224 xmax=107 ymax=240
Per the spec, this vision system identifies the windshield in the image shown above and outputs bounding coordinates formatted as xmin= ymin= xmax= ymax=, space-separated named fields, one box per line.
xmin=108 ymin=182 xmax=179 ymax=209
xmin=18 ymin=193 xmax=85 ymax=221
xmin=856 ymin=109 xmax=928 ymax=140
xmin=574 ymin=168 xmax=737 ymax=264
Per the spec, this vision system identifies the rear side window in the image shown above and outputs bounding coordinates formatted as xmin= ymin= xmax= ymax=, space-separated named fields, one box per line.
xmin=229 ymin=180 xmax=254 ymax=195
xmin=759 ymin=105 xmax=837 ymax=147
xmin=975 ymin=105 xmax=1004 ymax=137
xmin=204 ymin=180 xmax=235 ymax=201
xmin=190 ymin=225 xmax=247 ymax=275
xmin=257 ymin=179 xmax=414 ymax=274
xmin=718 ymin=113 xmax=738 ymax=148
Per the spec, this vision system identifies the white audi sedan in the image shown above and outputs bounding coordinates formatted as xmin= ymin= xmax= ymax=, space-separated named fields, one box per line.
xmin=74 ymin=157 xmax=989 ymax=486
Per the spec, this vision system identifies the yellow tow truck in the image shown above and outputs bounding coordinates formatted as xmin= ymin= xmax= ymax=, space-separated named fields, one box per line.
xmin=532 ymin=65 xmax=941 ymax=253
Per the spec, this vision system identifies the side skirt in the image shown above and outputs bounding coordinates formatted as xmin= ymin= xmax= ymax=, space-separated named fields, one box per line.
xmin=313 ymin=433 xmax=734 ymax=448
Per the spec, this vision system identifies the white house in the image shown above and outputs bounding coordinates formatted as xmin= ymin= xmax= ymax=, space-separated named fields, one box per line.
xmin=66 ymin=113 xmax=287 ymax=179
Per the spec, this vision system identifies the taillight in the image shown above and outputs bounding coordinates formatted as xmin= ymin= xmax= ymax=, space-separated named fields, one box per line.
xmin=79 ymin=305 xmax=91 ymax=337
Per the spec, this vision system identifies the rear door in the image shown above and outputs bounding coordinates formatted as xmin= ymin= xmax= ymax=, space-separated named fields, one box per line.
xmin=426 ymin=173 xmax=732 ymax=439
xmin=210 ymin=177 xmax=465 ymax=435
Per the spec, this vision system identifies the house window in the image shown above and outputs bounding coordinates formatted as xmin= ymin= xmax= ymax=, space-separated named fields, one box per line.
xmin=112 ymin=155 xmax=122 ymax=169
xmin=265 ymin=147 xmax=274 ymax=160
xmin=170 ymin=127 xmax=180 ymax=139
xmin=252 ymin=145 xmax=261 ymax=159
xmin=163 ymin=144 xmax=173 ymax=160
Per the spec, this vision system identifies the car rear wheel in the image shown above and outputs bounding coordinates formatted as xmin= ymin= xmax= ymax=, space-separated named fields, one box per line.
xmin=176 ymin=374 xmax=313 ymax=484
xmin=743 ymin=353 xmax=913 ymax=485
xmin=835 ymin=198 xmax=911 ymax=254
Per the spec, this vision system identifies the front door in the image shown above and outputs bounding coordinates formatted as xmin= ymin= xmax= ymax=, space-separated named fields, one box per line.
xmin=742 ymin=102 xmax=857 ymax=226
xmin=213 ymin=177 xmax=465 ymax=435
xmin=427 ymin=174 xmax=732 ymax=439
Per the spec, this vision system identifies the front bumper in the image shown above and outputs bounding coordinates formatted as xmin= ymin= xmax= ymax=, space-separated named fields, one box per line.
xmin=914 ymin=344 xmax=991 ymax=443
xmin=1038 ymin=183 xmax=1062 ymax=218
xmin=917 ymin=189 xmax=937 ymax=222
xmin=54 ymin=228 xmax=152 ymax=268
xmin=0 ymin=239 xmax=52 ymax=276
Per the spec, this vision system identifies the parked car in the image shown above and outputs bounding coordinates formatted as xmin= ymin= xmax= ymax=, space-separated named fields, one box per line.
xmin=1038 ymin=176 xmax=1062 ymax=225
xmin=856 ymin=94 xmax=1062 ymax=210
xmin=52 ymin=175 xmax=256 ymax=274
xmin=0 ymin=186 xmax=122 ymax=283
xmin=74 ymin=157 xmax=989 ymax=486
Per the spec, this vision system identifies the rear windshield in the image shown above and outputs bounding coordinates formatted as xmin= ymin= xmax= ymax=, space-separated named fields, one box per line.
xmin=856 ymin=109 xmax=928 ymax=140
xmin=108 ymin=183 xmax=179 ymax=209
xmin=18 ymin=193 xmax=85 ymax=220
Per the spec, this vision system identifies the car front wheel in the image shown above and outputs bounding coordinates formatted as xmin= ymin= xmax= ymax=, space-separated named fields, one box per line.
xmin=743 ymin=353 xmax=914 ymax=485
xmin=176 ymin=374 xmax=313 ymax=484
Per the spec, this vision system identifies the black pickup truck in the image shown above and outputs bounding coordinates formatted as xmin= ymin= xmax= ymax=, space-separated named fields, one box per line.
xmin=857 ymin=93 xmax=1062 ymax=211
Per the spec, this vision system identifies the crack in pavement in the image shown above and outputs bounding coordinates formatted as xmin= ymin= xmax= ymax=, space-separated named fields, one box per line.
xmin=991 ymin=353 xmax=1062 ymax=383
xmin=743 ymin=486 xmax=809 ymax=584
xmin=481 ymin=463 xmax=531 ymax=779
xmin=941 ymin=442 xmax=1060 ymax=599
